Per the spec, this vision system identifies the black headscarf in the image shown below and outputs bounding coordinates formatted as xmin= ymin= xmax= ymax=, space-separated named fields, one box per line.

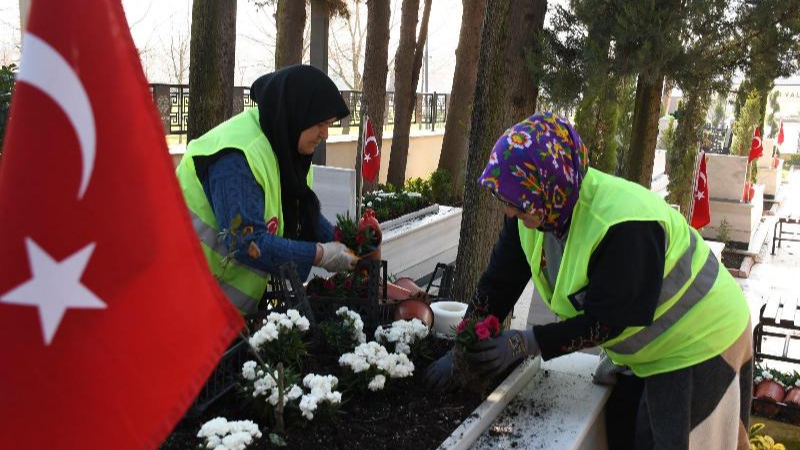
xmin=250 ymin=65 xmax=350 ymax=241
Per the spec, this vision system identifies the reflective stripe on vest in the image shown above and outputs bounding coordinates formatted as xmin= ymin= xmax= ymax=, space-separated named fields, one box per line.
xmin=609 ymin=247 xmax=719 ymax=354
xmin=190 ymin=211 xmax=268 ymax=279
xmin=656 ymin=231 xmax=697 ymax=307
xmin=218 ymin=282 xmax=260 ymax=314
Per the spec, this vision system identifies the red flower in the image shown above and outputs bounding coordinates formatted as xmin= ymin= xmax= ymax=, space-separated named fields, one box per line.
xmin=333 ymin=227 xmax=343 ymax=242
xmin=323 ymin=279 xmax=336 ymax=290
xmin=266 ymin=217 xmax=279 ymax=235
xmin=343 ymin=278 xmax=353 ymax=289
xmin=455 ymin=319 xmax=468 ymax=334
xmin=475 ymin=322 xmax=491 ymax=341
xmin=355 ymin=233 xmax=366 ymax=245
xmin=482 ymin=315 xmax=500 ymax=336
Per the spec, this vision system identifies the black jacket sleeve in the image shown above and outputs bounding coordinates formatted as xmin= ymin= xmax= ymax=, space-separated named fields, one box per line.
xmin=473 ymin=216 xmax=532 ymax=321
xmin=532 ymin=221 xmax=666 ymax=360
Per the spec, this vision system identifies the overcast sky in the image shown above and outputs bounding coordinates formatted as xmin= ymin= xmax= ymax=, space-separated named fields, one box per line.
xmin=1 ymin=0 xmax=797 ymax=92
xmin=0 ymin=0 xmax=467 ymax=92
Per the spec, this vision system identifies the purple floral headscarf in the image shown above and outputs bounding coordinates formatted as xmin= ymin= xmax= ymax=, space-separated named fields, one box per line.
xmin=478 ymin=112 xmax=589 ymax=235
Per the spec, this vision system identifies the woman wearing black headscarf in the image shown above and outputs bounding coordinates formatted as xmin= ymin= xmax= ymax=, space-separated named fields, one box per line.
xmin=177 ymin=65 xmax=359 ymax=313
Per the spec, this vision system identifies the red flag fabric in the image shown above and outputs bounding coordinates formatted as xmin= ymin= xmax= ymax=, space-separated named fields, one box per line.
xmin=777 ymin=120 xmax=784 ymax=146
xmin=748 ymin=126 xmax=763 ymax=163
xmin=691 ymin=152 xmax=711 ymax=229
xmin=362 ymin=117 xmax=381 ymax=182
xmin=0 ymin=1 xmax=243 ymax=449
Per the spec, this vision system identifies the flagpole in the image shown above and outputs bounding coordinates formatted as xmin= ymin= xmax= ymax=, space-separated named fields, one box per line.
xmin=743 ymin=160 xmax=750 ymax=202
xmin=355 ymin=98 xmax=367 ymax=218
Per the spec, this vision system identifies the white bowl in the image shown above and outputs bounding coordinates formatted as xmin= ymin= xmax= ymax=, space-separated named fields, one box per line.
xmin=430 ymin=301 xmax=468 ymax=336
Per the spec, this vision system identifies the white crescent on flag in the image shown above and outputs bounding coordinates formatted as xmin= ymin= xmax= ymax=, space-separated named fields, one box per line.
xmin=17 ymin=32 xmax=96 ymax=199
xmin=366 ymin=134 xmax=379 ymax=155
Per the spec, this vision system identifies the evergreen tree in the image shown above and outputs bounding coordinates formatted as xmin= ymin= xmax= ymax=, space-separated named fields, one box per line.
xmin=766 ymin=90 xmax=781 ymax=139
xmin=731 ymin=90 xmax=762 ymax=158
xmin=710 ymin=94 xmax=726 ymax=130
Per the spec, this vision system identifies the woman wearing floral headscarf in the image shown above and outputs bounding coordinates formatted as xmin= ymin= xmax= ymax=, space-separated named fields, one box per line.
xmin=424 ymin=112 xmax=753 ymax=449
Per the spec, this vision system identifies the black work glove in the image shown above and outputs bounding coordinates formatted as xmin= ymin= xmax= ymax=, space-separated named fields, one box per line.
xmin=422 ymin=350 xmax=454 ymax=390
xmin=465 ymin=329 xmax=540 ymax=379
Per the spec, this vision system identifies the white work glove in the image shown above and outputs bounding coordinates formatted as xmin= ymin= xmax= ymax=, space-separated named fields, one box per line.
xmin=592 ymin=352 xmax=630 ymax=386
xmin=317 ymin=242 xmax=359 ymax=272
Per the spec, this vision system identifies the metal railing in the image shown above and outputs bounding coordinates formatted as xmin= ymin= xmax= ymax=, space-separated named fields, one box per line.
xmin=149 ymin=84 xmax=449 ymax=135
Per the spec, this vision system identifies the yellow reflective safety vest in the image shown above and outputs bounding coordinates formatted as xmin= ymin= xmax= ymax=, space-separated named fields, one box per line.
xmin=176 ymin=108 xmax=313 ymax=313
xmin=519 ymin=168 xmax=749 ymax=377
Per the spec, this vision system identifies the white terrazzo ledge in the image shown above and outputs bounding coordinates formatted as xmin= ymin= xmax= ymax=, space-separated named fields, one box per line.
xmin=467 ymin=352 xmax=611 ymax=450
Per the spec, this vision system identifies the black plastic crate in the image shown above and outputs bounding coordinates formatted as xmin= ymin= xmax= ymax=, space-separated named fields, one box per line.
xmin=301 ymin=259 xmax=392 ymax=333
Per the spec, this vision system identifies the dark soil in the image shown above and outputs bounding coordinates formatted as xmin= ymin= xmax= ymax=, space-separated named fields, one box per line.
xmin=721 ymin=250 xmax=745 ymax=270
xmin=159 ymin=338 xmax=500 ymax=450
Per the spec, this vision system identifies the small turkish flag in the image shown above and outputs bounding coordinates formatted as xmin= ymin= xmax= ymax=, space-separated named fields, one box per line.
xmin=0 ymin=1 xmax=243 ymax=449
xmin=362 ymin=117 xmax=381 ymax=182
xmin=748 ymin=126 xmax=763 ymax=163
xmin=777 ymin=120 xmax=784 ymax=147
xmin=690 ymin=152 xmax=711 ymax=229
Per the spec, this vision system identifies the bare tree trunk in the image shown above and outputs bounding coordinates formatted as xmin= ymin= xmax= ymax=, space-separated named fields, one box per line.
xmin=275 ymin=0 xmax=306 ymax=69
xmin=437 ymin=0 xmax=487 ymax=201
xmin=187 ymin=0 xmax=237 ymax=142
xmin=386 ymin=0 xmax=432 ymax=188
xmin=361 ymin=0 xmax=391 ymax=191
xmin=621 ymin=75 xmax=663 ymax=188
xmin=451 ymin=0 xmax=546 ymax=303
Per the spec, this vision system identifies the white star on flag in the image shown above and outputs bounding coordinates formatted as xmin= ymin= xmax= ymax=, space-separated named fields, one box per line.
xmin=695 ymin=191 xmax=705 ymax=201
xmin=1 ymin=237 xmax=106 ymax=345
xmin=364 ymin=153 xmax=371 ymax=162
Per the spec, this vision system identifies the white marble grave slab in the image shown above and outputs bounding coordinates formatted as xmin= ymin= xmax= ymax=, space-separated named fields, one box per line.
xmin=311 ymin=165 xmax=356 ymax=224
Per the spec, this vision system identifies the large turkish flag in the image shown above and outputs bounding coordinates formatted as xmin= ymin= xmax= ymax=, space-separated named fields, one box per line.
xmin=0 ymin=1 xmax=243 ymax=449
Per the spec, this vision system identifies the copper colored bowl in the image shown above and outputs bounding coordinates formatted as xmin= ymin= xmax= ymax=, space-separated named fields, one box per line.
xmin=392 ymin=299 xmax=434 ymax=330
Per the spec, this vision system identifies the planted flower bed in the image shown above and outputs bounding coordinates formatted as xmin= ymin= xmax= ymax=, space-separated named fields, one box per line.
xmin=158 ymin=263 xmax=533 ymax=450
xmin=363 ymin=189 xmax=432 ymax=223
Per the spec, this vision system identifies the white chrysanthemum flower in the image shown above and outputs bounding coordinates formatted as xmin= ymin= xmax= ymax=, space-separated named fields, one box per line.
xmin=242 ymin=361 xmax=257 ymax=381
xmin=380 ymin=352 xmax=414 ymax=378
xmin=296 ymin=317 xmax=310 ymax=332
xmin=286 ymin=309 xmax=301 ymax=322
xmin=299 ymin=394 xmax=319 ymax=420
xmin=288 ymin=384 xmax=304 ymax=401
xmin=375 ymin=319 xmax=428 ymax=354
xmin=296 ymin=374 xmax=341 ymax=420
xmin=198 ymin=417 xmax=261 ymax=450
xmin=368 ymin=374 xmax=386 ymax=391
xmin=278 ymin=317 xmax=294 ymax=330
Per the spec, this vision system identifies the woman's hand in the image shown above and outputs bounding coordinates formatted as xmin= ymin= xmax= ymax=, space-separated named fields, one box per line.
xmin=316 ymin=242 xmax=359 ymax=272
